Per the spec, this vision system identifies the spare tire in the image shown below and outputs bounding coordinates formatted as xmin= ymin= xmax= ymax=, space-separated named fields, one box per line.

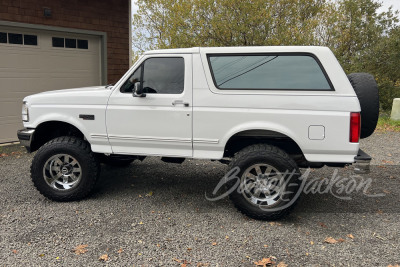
xmin=347 ymin=73 xmax=379 ymax=139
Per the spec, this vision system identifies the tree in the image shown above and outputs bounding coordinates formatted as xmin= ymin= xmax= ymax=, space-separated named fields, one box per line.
xmin=132 ymin=0 xmax=400 ymax=109
xmin=132 ymin=0 xmax=327 ymax=52
xmin=363 ymin=26 xmax=400 ymax=110
xmin=318 ymin=0 xmax=398 ymax=72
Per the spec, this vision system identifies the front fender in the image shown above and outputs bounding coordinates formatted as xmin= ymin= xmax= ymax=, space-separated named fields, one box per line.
xmin=24 ymin=104 xmax=111 ymax=153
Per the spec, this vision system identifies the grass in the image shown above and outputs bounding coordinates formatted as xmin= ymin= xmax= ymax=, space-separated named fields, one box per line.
xmin=376 ymin=112 xmax=400 ymax=132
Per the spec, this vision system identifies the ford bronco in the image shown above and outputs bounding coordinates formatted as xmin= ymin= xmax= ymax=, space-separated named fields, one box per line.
xmin=17 ymin=46 xmax=379 ymax=220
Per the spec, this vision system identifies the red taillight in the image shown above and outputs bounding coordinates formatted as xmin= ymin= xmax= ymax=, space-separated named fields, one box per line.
xmin=350 ymin=112 xmax=361 ymax=143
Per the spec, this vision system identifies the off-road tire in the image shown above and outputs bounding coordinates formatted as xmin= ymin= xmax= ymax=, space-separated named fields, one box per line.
xmin=31 ymin=136 xmax=100 ymax=201
xmin=348 ymin=73 xmax=379 ymax=139
xmin=227 ymin=144 xmax=302 ymax=220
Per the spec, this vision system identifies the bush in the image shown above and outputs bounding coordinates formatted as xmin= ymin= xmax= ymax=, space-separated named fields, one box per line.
xmin=378 ymin=80 xmax=400 ymax=111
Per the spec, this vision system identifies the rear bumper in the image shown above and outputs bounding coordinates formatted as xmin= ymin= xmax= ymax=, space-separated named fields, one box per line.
xmin=17 ymin=128 xmax=35 ymax=152
xmin=354 ymin=149 xmax=371 ymax=174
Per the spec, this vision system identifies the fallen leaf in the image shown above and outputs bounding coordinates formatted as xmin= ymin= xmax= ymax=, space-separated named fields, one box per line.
xmin=347 ymin=234 xmax=354 ymax=239
xmin=211 ymin=242 xmax=217 ymax=246
xmin=39 ymin=253 xmax=45 ymax=257
xmin=310 ymin=241 xmax=314 ymax=245
xmin=173 ymin=259 xmax=190 ymax=267
xmin=187 ymin=248 xmax=192 ymax=251
xmin=388 ymin=265 xmax=400 ymax=267
xmin=138 ymin=221 xmax=144 ymax=225
xmin=373 ymin=232 xmax=386 ymax=240
xmin=263 ymin=245 xmax=268 ymax=248
xmin=318 ymin=222 xmax=327 ymax=228
xmin=324 ymin=237 xmax=338 ymax=244
xmin=337 ymin=238 xmax=345 ymax=243
xmin=225 ymin=236 xmax=229 ymax=240
xmin=0 ymin=153 xmax=8 ymax=157
xmin=99 ymin=254 xmax=109 ymax=262
xmin=73 ymin=244 xmax=88 ymax=255
xmin=268 ymin=222 xmax=281 ymax=226
xmin=56 ymin=257 xmax=60 ymax=260
xmin=12 ymin=249 xmax=18 ymax=254
xmin=146 ymin=191 xmax=154 ymax=197
xmin=277 ymin=262 xmax=288 ymax=267
xmin=117 ymin=248 xmax=123 ymax=254
xmin=383 ymin=190 xmax=390 ymax=194
xmin=254 ymin=257 xmax=276 ymax=267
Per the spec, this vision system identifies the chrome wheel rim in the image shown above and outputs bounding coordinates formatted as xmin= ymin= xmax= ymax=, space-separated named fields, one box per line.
xmin=43 ymin=154 xmax=82 ymax=190
xmin=240 ymin=163 xmax=283 ymax=207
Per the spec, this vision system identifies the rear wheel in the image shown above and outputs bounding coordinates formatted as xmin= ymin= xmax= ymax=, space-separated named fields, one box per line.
xmin=31 ymin=136 xmax=100 ymax=201
xmin=227 ymin=144 xmax=302 ymax=220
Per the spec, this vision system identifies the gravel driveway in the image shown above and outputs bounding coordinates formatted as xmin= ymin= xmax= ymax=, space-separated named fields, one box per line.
xmin=0 ymin=132 xmax=399 ymax=266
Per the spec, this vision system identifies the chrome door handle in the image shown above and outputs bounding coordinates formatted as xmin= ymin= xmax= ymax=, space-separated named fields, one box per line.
xmin=172 ymin=100 xmax=189 ymax=107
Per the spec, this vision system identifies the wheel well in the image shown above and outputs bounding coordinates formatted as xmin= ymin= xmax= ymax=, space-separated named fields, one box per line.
xmin=31 ymin=121 xmax=85 ymax=152
xmin=223 ymin=130 xmax=305 ymax=163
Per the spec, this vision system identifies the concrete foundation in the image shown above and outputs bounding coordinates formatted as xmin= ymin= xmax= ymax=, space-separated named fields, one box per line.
xmin=391 ymin=98 xmax=400 ymax=121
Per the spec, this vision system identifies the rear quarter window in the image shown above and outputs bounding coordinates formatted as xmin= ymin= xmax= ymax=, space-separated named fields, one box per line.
xmin=207 ymin=54 xmax=333 ymax=90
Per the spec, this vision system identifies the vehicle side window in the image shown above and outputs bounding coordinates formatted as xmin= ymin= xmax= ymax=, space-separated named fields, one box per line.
xmin=208 ymin=54 xmax=332 ymax=90
xmin=142 ymin=57 xmax=184 ymax=94
xmin=120 ymin=66 xmax=141 ymax=93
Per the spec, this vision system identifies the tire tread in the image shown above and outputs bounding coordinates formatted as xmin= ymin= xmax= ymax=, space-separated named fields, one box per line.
xmin=31 ymin=136 xmax=99 ymax=202
xmin=228 ymin=144 xmax=300 ymax=220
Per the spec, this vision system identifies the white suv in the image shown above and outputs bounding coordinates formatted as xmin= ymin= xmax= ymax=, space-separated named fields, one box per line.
xmin=18 ymin=46 xmax=379 ymax=220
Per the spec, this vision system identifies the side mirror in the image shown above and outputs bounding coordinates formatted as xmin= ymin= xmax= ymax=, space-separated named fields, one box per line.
xmin=133 ymin=82 xmax=146 ymax=97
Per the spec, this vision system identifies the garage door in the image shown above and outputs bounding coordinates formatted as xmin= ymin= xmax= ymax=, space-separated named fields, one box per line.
xmin=0 ymin=25 xmax=102 ymax=143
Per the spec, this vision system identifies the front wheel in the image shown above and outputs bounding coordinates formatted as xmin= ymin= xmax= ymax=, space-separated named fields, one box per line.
xmin=31 ymin=137 xmax=100 ymax=201
xmin=227 ymin=144 xmax=302 ymax=220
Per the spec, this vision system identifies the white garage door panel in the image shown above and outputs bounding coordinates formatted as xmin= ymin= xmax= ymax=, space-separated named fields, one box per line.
xmin=0 ymin=25 xmax=102 ymax=143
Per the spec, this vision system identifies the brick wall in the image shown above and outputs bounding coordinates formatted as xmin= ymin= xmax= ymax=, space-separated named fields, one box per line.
xmin=0 ymin=0 xmax=130 ymax=83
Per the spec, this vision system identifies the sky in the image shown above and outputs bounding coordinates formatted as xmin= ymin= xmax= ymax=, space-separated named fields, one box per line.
xmin=379 ymin=0 xmax=400 ymax=13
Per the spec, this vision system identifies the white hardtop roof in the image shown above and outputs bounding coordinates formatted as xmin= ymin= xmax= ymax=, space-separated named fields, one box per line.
xmin=144 ymin=46 xmax=331 ymax=55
